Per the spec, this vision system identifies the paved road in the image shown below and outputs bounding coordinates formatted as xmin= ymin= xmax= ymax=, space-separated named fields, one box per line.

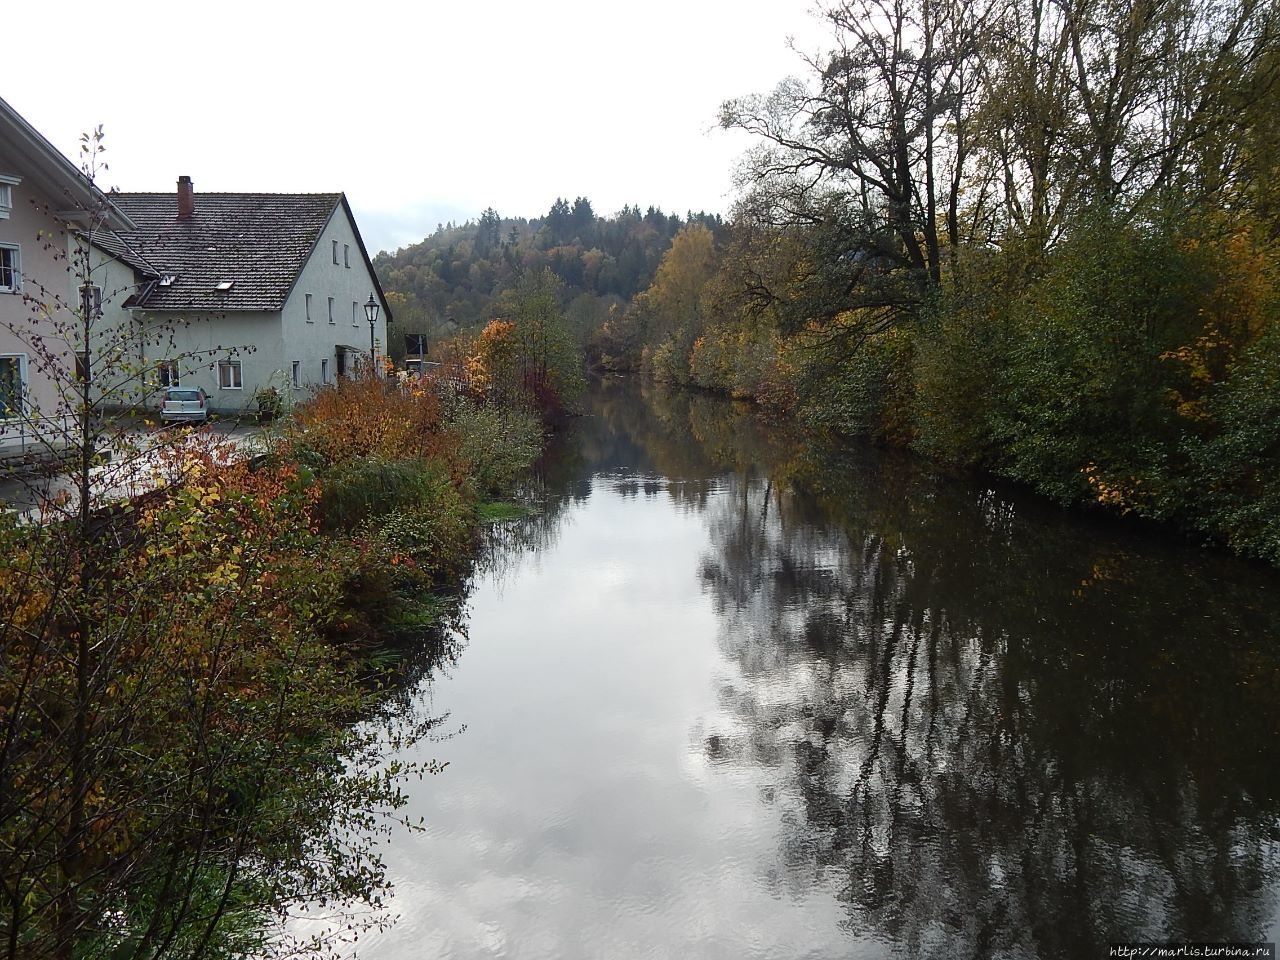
xmin=0 ymin=418 xmax=268 ymax=520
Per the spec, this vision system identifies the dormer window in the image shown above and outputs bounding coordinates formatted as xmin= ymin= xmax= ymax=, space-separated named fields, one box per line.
xmin=214 ymin=280 xmax=234 ymax=291
xmin=0 ymin=175 xmax=19 ymax=220
xmin=159 ymin=275 xmax=177 ymax=287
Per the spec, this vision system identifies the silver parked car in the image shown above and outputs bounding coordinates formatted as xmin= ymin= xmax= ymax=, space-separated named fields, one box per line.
xmin=160 ymin=386 xmax=209 ymax=424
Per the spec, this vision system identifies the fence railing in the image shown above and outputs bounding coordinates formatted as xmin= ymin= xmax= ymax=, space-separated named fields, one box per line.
xmin=0 ymin=412 xmax=79 ymax=459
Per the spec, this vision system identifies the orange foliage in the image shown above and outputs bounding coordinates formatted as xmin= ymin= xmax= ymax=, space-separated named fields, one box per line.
xmin=1161 ymin=228 xmax=1279 ymax=421
xmin=292 ymin=373 xmax=443 ymax=465
xmin=466 ymin=319 xmax=518 ymax=397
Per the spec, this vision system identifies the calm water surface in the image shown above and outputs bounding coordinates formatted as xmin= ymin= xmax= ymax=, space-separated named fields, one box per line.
xmin=355 ymin=377 xmax=1280 ymax=960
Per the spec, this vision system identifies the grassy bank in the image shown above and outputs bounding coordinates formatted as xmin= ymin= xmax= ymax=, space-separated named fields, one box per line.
xmin=0 ymin=372 xmax=543 ymax=959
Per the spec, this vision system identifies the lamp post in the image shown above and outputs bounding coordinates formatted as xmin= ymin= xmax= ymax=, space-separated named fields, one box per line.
xmin=364 ymin=293 xmax=380 ymax=376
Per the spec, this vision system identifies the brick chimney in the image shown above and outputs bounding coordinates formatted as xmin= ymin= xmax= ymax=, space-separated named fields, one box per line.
xmin=177 ymin=175 xmax=195 ymax=220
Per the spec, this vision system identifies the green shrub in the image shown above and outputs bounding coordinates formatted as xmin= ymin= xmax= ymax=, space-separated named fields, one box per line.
xmin=912 ymin=257 xmax=1015 ymax=465
xmin=795 ymin=326 xmax=915 ymax=445
xmin=1186 ymin=323 xmax=1280 ymax=561
xmin=987 ymin=219 xmax=1200 ymax=508
xmin=318 ymin=458 xmax=449 ymax=530
xmin=365 ymin=503 xmax=470 ymax=584
xmin=443 ymin=401 xmax=543 ymax=497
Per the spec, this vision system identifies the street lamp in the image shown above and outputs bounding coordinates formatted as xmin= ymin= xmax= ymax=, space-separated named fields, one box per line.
xmin=364 ymin=293 xmax=380 ymax=376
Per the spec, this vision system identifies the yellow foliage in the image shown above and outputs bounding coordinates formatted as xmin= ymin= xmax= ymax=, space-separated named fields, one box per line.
xmin=466 ymin=319 xmax=518 ymax=395
xmin=1082 ymin=462 xmax=1143 ymax=513
xmin=1160 ymin=228 xmax=1278 ymax=420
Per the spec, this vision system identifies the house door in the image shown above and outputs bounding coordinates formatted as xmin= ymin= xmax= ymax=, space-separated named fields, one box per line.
xmin=336 ymin=350 xmax=346 ymax=378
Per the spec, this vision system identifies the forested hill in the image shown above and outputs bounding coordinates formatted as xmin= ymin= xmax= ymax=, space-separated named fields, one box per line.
xmin=373 ymin=199 xmax=724 ymax=342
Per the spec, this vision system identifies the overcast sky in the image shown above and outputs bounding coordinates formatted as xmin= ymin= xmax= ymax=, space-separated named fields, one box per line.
xmin=7 ymin=0 xmax=827 ymax=254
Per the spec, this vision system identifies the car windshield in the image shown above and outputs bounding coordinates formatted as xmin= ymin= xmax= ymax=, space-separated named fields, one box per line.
xmin=166 ymin=390 xmax=201 ymax=401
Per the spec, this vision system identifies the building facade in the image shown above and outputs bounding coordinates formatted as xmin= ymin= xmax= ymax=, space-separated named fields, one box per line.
xmin=95 ymin=181 xmax=391 ymax=414
xmin=0 ymin=96 xmax=135 ymax=453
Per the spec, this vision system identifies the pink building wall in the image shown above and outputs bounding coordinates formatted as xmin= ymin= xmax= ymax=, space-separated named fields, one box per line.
xmin=0 ymin=142 xmax=79 ymax=452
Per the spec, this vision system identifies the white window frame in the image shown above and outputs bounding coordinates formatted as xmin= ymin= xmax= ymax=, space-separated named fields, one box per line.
xmin=321 ymin=358 xmax=329 ymax=383
xmin=332 ymin=239 xmax=339 ymax=265
xmin=305 ymin=292 xmax=313 ymax=323
xmin=0 ymin=244 xmax=21 ymax=293
xmin=352 ymin=300 xmax=358 ymax=327
xmin=291 ymin=360 xmax=301 ymax=389
xmin=218 ymin=360 xmax=243 ymax=390
xmin=0 ymin=175 xmax=19 ymax=221
xmin=343 ymin=244 xmax=350 ymax=268
xmin=328 ymin=296 xmax=335 ymax=324
xmin=0 ymin=354 xmax=27 ymax=419
xmin=80 ymin=283 xmax=102 ymax=320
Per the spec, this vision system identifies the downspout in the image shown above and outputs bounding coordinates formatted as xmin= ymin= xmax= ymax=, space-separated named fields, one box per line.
xmin=130 ymin=308 xmax=145 ymax=412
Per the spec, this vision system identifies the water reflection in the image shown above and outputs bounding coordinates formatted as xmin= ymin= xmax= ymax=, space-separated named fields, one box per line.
xmin=652 ymin=383 xmax=1280 ymax=957
xmin=360 ymin=376 xmax=1280 ymax=960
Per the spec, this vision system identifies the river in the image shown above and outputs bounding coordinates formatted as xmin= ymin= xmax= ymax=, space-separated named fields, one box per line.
xmin=347 ymin=375 xmax=1280 ymax=959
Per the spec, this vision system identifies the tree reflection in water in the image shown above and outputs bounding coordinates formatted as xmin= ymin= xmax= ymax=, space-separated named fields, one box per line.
xmin=605 ymin=379 xmax=1280 ymax=958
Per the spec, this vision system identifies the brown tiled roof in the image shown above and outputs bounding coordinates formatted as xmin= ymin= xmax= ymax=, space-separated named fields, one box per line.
xmin=84 ymin=228 xmax=158 ymax=276
xmin=110 ymin=192 xmax=342 ymax=312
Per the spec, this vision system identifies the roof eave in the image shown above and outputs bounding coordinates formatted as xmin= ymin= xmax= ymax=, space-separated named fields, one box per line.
xmin=340 ymin=194 xmax=394 ymax=325
xmin=0 ymin=95 xmax=137 ymax=232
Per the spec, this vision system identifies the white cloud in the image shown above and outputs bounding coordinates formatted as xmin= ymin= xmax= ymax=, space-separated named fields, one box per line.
xmin=7 ymin=0 xmax=827 ymax=251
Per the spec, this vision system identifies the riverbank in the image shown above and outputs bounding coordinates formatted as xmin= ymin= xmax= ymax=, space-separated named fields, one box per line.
xmin=575 ymin=206 xmax=1280 ymax=570
xmin=0 ymin=372 xmax=545 ymax=959
xmin=340 ymin=374 xmax=1280 ymax=959
xmin=630 ymin=341 xmax=1280 ymax=570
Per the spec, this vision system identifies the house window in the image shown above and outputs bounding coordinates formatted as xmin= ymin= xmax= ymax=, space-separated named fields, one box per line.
xmin=332 ymin=240 xmax=339 ymax=265
xmin=0 ymin=356 xmax=24 ymax=417
xmin=305 ymin=293 xmax=313 ymax=322
xmin=291 ymin=361 xmax=301 ymax=389
xmin=343 ymin=244 xmax=350 ymax=268
xmin=80 ymin=284 xmax=102 ymax=320
xmin=158 ymin=361 xmax=179 ymax=387
xmin=0 ymin=245 xmax=20 ymax=293
xmin=218 ymin=360 xmax=242 ymax=390
xmin=321 ymin=358 xmax=329 ymax=383
xmin=328 ymin=296 xmax=335 ymax=324
xmin=0 ymin=176 xmax=18 ymax=220
xmin=352 ymin=300 xmax=358 ymax=327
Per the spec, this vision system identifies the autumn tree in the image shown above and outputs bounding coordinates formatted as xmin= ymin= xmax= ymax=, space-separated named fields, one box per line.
xmin=507 ymin=269 xmax=584 ymax=416
xmin=721 ymin=0 xmax=996 ymax=328
xmin=0 ymin=131 xmax=427 ymax=959
xmin=631 ymin=223 xmax=720 ymax=382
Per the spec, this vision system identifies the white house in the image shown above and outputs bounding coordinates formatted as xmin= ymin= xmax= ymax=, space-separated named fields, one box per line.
xmin=0 ymin=95 xmax=136 ymax=453
xmin=93 ymin=177 xmax=391 ymax=413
